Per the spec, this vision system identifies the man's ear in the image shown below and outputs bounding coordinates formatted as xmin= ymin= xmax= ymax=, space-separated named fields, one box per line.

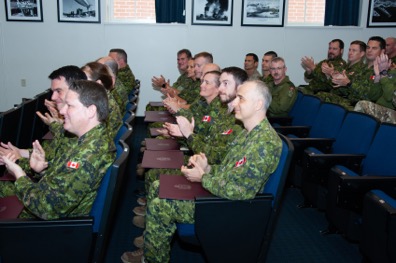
xmin=87 ymin=104 xmax=97 ymax=119
xmin=255 ymin=98 xmax=264 ymax=112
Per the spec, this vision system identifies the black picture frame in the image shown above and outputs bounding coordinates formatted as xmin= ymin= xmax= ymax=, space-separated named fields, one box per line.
xmin=192 ymin=0 xmax=233 ymax=26
xmin=241 ymin=0 xmax=285 ymax=27
xmin=5 ymin=0 xmax=43 ymax=22
xmin=367 ymin=0 xmax=396 ymax=27
xmin=57 ymin=0 xmax=100 ymax=23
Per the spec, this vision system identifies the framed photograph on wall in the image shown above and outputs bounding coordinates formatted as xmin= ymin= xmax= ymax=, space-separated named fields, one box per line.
xmin=5 ymin=0 xmax=43 ymax=22
xmin=241 ymin=0 xmax=285 ymax=27
xmin=57 ymin=0 xmax=100 ymax=23
xmin=192 ymin=0 xmax=233 ymax=26
xmin=367 ymin=0 xmax=396 ymax=27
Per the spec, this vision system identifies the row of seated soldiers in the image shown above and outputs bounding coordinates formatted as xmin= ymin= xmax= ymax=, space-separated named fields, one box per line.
xmin=120 ymin=39 xmax=395 ymax=262
xmin=0 ymin=48 xmax=137 ymax=221
xmin=147 ymin=36 xmax=396 ymax=126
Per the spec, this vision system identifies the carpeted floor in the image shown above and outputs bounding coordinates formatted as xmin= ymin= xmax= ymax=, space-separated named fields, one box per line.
xmin=104 ymin=117 xmax=362 ymax=263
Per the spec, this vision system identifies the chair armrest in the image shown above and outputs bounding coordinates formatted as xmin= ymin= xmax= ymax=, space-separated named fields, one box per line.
xmin=304 ymin=152 xmax=365 ymax=172
xmin=336 ymin=175 xmax=396 ymax=213
xmin=289 ymin=137 xmax=335 ymax=159
xmin=0 ymin=217 xmax=94 ymax=263
xmin=274 ymin=126 xmax=311 ymax=138
xmin=268 ymin=116 xmax=293 ymax=126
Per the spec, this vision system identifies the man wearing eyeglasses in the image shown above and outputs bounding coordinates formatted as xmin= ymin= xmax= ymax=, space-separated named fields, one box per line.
xmin=267 ymin=57 xmax=297 ymax=117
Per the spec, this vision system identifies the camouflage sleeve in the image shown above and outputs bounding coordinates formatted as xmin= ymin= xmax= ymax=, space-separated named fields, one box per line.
xmin=106 ymin=93 xmax=123 ymax=139
xmin=187 ymin=124 xmax=243 ymax=165
xmin=202 ymin=122 xmax=282 ymax=200
xmin=379 ymin=72 xmax=396 ymax=103
xmin=269 ymin=84 xmax=297 ymax=117
xmin=349 ymin=69 xmax=383 ymax=104
xmin=14 ymin=158 xmax=105 ymax=219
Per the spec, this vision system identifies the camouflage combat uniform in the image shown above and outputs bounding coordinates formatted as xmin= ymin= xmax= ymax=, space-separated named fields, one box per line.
xmin=260 ymin=74 xmax=273 ymax=85
xmin=112 ymin=85 xmax=127 ymax=115
xmin=347 ymin=66 xmax=383 ymax=107
xmin=145 ymin=97 xmax=242 ymax=192
xmin=316 ymin=60 xmax=367 ymax=109
xmin=354 ymin=69 xmax=396 ymax=124
xmin=143 ymin=118 xmax=282 ymax=263
xmin=267 ymin=76 xmax=297 ymax=117
xmin=0 ymin=124 xmax=115 ymax=220
xmin=117 ymin=64 xmax=136 ymax=96
xmin=248 ymin=70 xmax=262 ymax=81
xmin=107 ymin=91 xmax=123 ymax=139
xmin=300 ymin=57 xmax=346 ymax=95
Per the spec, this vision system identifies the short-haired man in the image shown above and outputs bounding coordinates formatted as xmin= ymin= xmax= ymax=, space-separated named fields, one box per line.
xmin=385 ymin=37 xmax=396 ymax=66
xmin=121 ymin=80 xmax=282 ymax=263
xmin=261 ymin=51 xmax=278 ymax=82
xmin=316 ymin=40 xmax=367 ymax=108
xmin=354 ymin=54 xmax=396 ymax=123
xmin=328 ymin=36 xmax=385 ymax=109
xmin=300 ymin=39 xmax=346 ymax=94
xmin=267 ymin=57 xmax=297 ymax=117
xmin=97 ymin=56 xmax=127 ymax=114
xmin=244 ymin=53 xmax=262 ymax=80
xmin=0 ymin=80 xmax=115 ymax=219
xmin=109 ymin=48 xmax=136 ymax=96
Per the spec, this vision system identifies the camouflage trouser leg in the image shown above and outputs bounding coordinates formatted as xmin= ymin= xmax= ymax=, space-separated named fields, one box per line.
xmin=316 ymin=92 xmax=353 ymax=110
xmin=354 ymin=100 xmax=396 ymax=124
xmin=0 ymin=181 xmax=16 ymax=197
xmin=144 ymin=168 xmax=182 ymax=194
xmin=144 ymin=180 xmax=195 ymax=263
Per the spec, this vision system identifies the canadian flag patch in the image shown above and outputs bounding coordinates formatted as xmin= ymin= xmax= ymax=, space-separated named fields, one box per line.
xmin=202 ymin=115 xmax=211 ymax=122
xmin=235 ymin=157 xmax=247 ymax=167
xmin=222 ymin=129 xmax=233 ymax=135
xmin=370 ymin=75 xmax=376 ymax=80
xmin=67 ymin=161 xmax=80 ymax=169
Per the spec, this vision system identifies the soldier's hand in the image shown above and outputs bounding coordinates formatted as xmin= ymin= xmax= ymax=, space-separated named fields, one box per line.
xmin=151 ymin=75 xmax=166 ymax=88
xmin=301 ymin=56 xmax=315 ymax=73
xmin=163 ymin=123 xmax=183 ymax=137
xmin=321 ymin=62 xmax=334 ymax=77
xmin=176 ymin=116 xmax=194 ymax=138
xmin=332 ymin=70 xmax=349 ymax=88
xmin=0 ymin=153 xmax=26 ymax=179
xmin=188 ymin=153 xmax=209 ymax=173
xmin=30 ymin=140 xmax=48 ymax=173
xmin=376 ymin=54 xmax=391 ymax=72
xmin=181 ymin=161 xmax=204 ymax=182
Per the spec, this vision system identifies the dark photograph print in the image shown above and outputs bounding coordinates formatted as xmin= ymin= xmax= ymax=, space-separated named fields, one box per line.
xmin=367 ymin=0 xmax=396 ymax=27
xmin=58 ymin=0 xmax=100 ymax=23
xmin=192 ymin=0 xmax=233 ymax=26
xmin=5 ymin=0 xmax=43 ymax=22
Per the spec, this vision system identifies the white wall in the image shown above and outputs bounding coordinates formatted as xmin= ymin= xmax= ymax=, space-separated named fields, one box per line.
xmin=0 ymin=1 xmax=394 ymax=115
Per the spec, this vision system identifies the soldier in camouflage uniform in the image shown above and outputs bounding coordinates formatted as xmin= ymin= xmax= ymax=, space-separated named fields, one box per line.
xmin=267 ymin=57 xmax=297 ymax=117
xmin=260 ymin=51 xmax=278 ymax=84
xmin=354 ymin=54 xmax=396 ymax=124
xmin=244 ymin=53 xmax=262 ymax=80
xmin=0 ymin=80 xmax=115 ymax=220
xmin=300 ymin=39 xmax=346 ymax=95
xmin=97 ymin=56 xmax=128 ymax=114
xmin=316 ymin=40 xmax=367 ymax=109
xmin=109 ymin=48 xmax=136 ymax=96
xmin=81 ymin=62 xmax=122 ymax=139
xmin=141 ymin=68 xmax=247 ymax=196
xmin=121 ymin=80 xmax=282 ymax=263
xmin=386 ymin=37 xmax=396 ymax=67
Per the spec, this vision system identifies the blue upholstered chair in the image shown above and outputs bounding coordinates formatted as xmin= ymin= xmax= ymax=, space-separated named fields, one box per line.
xmin=324 ymin=122 xmax=396 ymax=241
xmin=299 ymin=111 xmax=379 ymax=210
xmin=360 ymin=190 xmax=396 ymax=263
xmin=176 ymin=134 xmax=294 ymax=263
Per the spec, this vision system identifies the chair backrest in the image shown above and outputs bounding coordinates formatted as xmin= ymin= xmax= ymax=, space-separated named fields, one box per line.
xmin=332 ymin=111 xmax=379 ymax=154
xmin=262 ymin=133 xmax=294 ymax=210
xmin=308 ymin=102 xmax=346 ymax=138
xmin=17 ymin=98 xmax=39 ymax=148
xmin=89 ymin=140 xmax=129 ymax=262
xmin=119 ymin=122 xmax=134 ymax=151
xmin=114 ymin=122 xmax=129 ymax=143
xmin=0 ymin=105 xmax=23 ymax=146
xmin=291 ymin=95 xmax=321 ymax=126
xmin=361 ymin=123 xmax=396 ymax=176
xmin=288 ymin=90 xmax=304 ymax=118
xmin=32 ymin=89 xmax=52 ymax=141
